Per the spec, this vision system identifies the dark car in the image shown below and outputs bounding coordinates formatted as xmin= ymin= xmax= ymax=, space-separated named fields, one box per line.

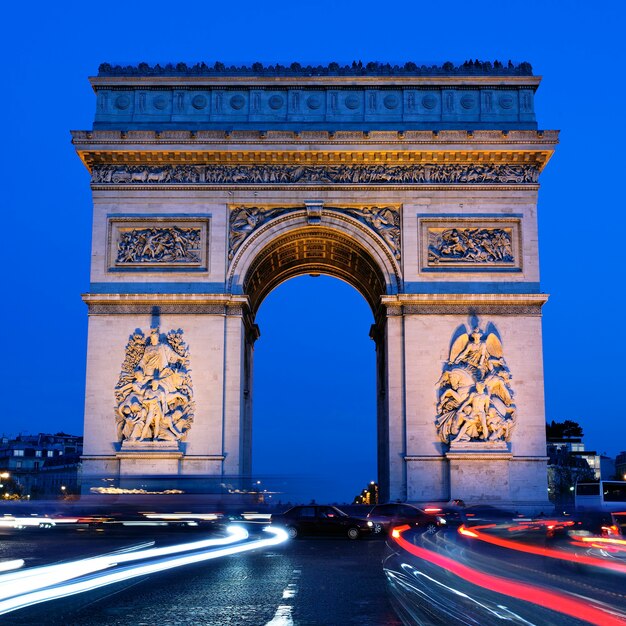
xmin=460 ymin=505 xmax=522 ymax=526
xmin=421 ymin=504 xmax=464 ymax=527
xmin=548 ymin=510 xmax=626 ymax=541
xmin=366 ymin=503 xmax=446 ymax=534
xmin=271 ymin=505 xmax=377 ymax=540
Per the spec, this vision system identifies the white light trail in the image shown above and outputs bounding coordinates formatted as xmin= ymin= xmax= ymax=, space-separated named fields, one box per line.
xmin=0 ymin=561 xmax=24 ymax=573
xmin=0 ymin=526 xmax=288 ymax=616
xmin=0 ymin=525 xmax=248 ymax=600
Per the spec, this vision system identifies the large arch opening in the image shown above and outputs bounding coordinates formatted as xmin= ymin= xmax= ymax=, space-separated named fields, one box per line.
xmin=236 ymin=223 xmax=393 ymax=504
xmin=252 ymin=275 xmax=376 ymax=504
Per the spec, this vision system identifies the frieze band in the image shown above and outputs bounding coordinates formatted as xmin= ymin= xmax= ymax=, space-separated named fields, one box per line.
xmin=92 ymin=163 xmax=540 ymax=186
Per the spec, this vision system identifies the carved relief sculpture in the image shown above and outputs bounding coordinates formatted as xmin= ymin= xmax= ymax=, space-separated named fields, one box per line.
xmin=92 ymin=163 xmax=539 ymax=186
xmin=229 ymin=207 xmax=290 ymax=259
xmin=344 ymin=206 xmax=401 ymax=261
xmin=228 ymin=205 xmax=401 ymax=262
xmin=115 ymin=327 xmax=195 ymax=444
xmin=435 ymin=322 xmax=516 ymax=445
xmin=428 ymin=227 xmax=513 ymax=265
xmin=116 ymin=227 xmax=202 ymax=264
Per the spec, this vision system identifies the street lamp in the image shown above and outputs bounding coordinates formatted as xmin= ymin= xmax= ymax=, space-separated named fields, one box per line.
xmin=0 ymin=472 xmax=9 ymax=479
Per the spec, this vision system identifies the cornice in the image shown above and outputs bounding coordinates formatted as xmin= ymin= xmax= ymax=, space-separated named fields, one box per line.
xmin=90 ymin=75 xmax=541 ymax=89
xmin=79 ymin=149 xmax=553 ymax=169
xmin=73 ymin=129 xmax=558 ymax=146
xmin=82 ymin=293 xmax=249 ymax=315
xmin=381 ymin=293 xmax=549 ymax=307
xmin=72 ymin=130 xmax=558 ymax=171
xmin=382 ymin=293 xmax=548 ymax=315
xmin=72 ymin=130 xmax=558 ymax=169
xmin=82 ymin=293 xmax=248 ymax=305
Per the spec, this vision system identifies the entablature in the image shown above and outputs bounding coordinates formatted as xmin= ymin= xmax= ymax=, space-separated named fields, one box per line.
xmin=73 ymin=129 xmax=558 ymax=171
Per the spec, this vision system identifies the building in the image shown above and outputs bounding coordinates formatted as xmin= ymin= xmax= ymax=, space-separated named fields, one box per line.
xmin=74 ymin=60 xmax=557 ymax=509
xmin=547 ymin=436 xmax=617 ymax=481
xmin=616 ymin=452 xmax=626 ymax=481
xmin=0 ymin=433 xmax=83 ymax=497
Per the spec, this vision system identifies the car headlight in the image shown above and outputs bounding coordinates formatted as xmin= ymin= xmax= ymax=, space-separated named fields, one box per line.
xmin=367 ymin=521 xmax=373 ymax=527
xmin=436 ymin=516 xmax=447 ymax=524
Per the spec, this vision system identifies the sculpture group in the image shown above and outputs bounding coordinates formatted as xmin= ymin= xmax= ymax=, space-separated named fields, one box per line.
xmin=116 ymin=227 xmax=201 ymax=264
xmin=436 ymin=322 xmax=516 ymax=445
xmin=115 ymin=327 xmax=194 ymax=444
xmin=92 ymin=162 xmax=539 ymax=186
xmin=428 ymin=228 xmax=513 ymax=264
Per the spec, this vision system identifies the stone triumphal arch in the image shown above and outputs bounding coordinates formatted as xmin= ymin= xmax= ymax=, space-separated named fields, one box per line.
xmin=75 ymin=61 xmax=557 ymax=507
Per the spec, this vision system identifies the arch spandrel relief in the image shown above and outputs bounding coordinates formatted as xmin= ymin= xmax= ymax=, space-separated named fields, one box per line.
xmin=436 ymin=321 xmax=516 ymax=447
xmin=115 ymin=327 xmax=195 ymax=447
xmin=229 ymin=205 xmax=401 ymax=265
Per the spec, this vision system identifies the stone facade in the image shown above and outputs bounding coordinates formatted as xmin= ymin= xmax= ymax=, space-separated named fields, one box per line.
xmin=75 ymin=63 xmax=556 ymax=509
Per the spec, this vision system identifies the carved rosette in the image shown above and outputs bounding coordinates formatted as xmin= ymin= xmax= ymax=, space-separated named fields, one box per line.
xmin=92 ymin=163 xmax=539 ymax=186
xmin=115 ymin=327 xmax=195 ymax=444
xmin=435 ymin=321 xmax=516 ymax=446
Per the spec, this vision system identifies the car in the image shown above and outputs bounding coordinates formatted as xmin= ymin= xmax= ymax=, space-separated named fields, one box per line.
xmin=366 ymin=503 xmax=446 ymax=534
xmin=421 ymin=504 xmax=464 ymax=527
xmin=270 ymin=505 xmax=378 ymax=540
xmin=459 ymin=505 xmax=522 ymax=526
xmin=548 ymin=510 xmax=626 ymax=541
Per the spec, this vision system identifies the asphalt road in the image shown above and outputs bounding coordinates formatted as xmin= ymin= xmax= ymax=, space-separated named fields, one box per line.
xmin=0 ymin=529 xmax=402 ymax=626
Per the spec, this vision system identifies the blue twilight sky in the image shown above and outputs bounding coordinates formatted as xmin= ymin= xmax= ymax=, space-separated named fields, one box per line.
xmin=2 ymin=1 xmax=625 ymax=503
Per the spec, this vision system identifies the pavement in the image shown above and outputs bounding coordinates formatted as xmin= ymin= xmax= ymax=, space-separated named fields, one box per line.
xmin=0 ymin=528 xmax=401 ymax=625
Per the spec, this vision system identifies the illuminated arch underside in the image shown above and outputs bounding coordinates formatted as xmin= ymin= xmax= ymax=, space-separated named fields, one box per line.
xmin=244 ymin=228 xmax=387 ymax=316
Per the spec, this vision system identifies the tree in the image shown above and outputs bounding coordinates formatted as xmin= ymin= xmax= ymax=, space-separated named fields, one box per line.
xmin=546 ymin=420 xmax=584 ymax=439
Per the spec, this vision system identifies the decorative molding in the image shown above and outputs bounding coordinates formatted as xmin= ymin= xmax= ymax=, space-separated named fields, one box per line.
xmin=446 ymin=452 xmax=512 ymax=461
xmin=82 ymin=293 xmax=248 ymax=316
xmin=88 ymin=304 xmax=240 ymax=315
xmin=381 ymin=294 xmax=548 ymax=316
xmin=73 ymin=129 xmax=558 ymax=149
xmin=92 ymin=163 xmax=539 ymax=186
xmin=402 ymin=305 xmax=543 ymax=316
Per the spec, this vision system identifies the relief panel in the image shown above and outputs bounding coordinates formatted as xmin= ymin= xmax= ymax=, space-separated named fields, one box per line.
xmin=107 ymin=217 xmax=210 ymax=272
xmin=419 ymin=217 xmax=522 ymax=272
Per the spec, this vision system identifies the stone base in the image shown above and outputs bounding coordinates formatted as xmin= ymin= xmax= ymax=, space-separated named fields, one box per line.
xmin=120 ymin=440 xmax=181 ymax=452
xmin=116 ymin=442 xmax=183 ymax=475
xmin=449 ymin=440 xmax=509 ymax=453
xmin=446 ymin=444 xmax=512 ymax=502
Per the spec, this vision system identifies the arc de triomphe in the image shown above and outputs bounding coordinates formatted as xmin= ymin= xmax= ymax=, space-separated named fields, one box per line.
xmin=74 ymin=62 xmax=556 ymax=507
